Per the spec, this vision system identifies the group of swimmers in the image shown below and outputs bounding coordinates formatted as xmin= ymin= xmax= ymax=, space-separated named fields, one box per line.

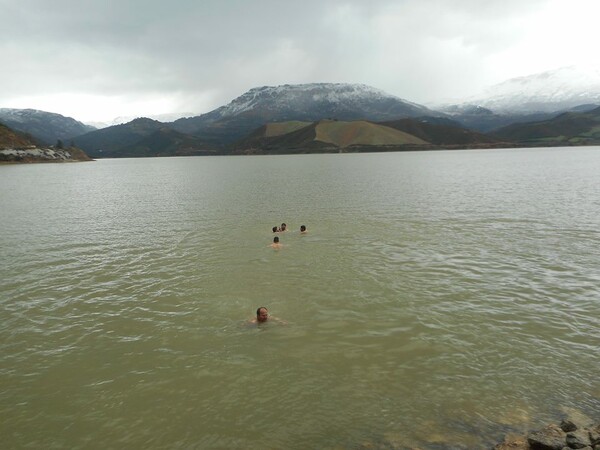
xmin=257 ymin=224 xmax=308 ymax=321
xmin=270 ymin=223 xmax=307 ymax=248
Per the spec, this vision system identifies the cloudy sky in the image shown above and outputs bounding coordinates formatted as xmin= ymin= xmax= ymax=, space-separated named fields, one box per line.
xmin=1 ymin=0 xmax=599 ymax=123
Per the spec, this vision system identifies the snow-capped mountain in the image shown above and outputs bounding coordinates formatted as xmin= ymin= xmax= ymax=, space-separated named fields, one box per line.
xmin=214 ymin=83 xmax=431 ymax=118
xmin=170 ymin=83 xmax=437 ymax=143
xmin=0 ymin=108 xmax=95 ymax=145
xmin=459 ymin=66 xmax=600 ymax=114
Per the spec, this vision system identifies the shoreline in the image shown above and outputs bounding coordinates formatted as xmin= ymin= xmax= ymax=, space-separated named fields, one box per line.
xmin=494 ymin=418 xmax=600 ymax=450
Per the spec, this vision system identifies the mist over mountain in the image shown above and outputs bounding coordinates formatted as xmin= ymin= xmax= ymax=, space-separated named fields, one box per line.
xmin=440 ymin=66 xmax=600 ymax=114
xmin=0 ymin=108 xmax=95 ymax=145
xmin=434 ymin=66 xmax=600 ymax=131
xmin=474 ymin=66 xmax=600 ymax=113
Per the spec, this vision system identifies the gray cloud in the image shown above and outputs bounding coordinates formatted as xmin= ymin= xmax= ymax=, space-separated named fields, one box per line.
xmin=1 ymin=0 xmax=595 ymax=121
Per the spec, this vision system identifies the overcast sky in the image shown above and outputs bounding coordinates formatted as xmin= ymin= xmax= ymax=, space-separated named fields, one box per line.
xmin=1 ymin=0 xmax=599 ymax=123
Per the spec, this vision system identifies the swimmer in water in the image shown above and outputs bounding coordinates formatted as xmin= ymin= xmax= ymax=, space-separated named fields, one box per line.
xmin=280 ymin=223 xmax=287 ymax=232
xmin=270 ymin=236 xmax=282 ymax=249
xmin=300 ymin=225 xmax=307 ymax=234
xmin=249 ymin=307 xmax=287 ymax=324
xmin=253 ymin=306 xmax=269 ymax=323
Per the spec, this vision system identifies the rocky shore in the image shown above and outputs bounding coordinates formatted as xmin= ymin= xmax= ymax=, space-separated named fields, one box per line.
xmin=347 ymin=410 xmax=599 ymax=449
xmin=495 ymin=418 xmax=600 ymax=450
xmin=0 ymin=146 xmax=92 ymax=163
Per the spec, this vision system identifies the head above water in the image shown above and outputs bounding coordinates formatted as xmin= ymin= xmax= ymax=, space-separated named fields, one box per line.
xmin=300 ymin=225 xmax=306 ymax=232
xmin=281 ymin=223 xmax=287 ymax=231
xmin=273 ymin=236 xmax=279 ymax=243
xmin=272 ymin=226 xmax=278 ymax=233
xmin=256 ymin=307 xmax=268 ymax=322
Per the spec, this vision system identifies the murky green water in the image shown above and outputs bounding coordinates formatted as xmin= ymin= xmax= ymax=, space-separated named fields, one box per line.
xmin=1 ymin=148 xmax=599 ymax=449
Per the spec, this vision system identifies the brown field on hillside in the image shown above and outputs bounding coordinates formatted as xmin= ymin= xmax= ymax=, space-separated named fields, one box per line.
xmin=314 ymin=120 xmax=428 ymax=147
xmin=264 ymin=121 xmax=312 ymax=137
xmin=0 ymin=123 xmax=36 ymax=148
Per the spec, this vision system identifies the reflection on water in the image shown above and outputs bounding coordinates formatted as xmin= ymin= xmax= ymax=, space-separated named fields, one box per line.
xmin=1 ymin=148 xmax=599 ymax=448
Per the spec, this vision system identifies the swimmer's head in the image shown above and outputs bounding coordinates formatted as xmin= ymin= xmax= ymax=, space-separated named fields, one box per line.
xmin=256 ymin=307 xmax=268 ymax=322
xmin=300 ymin=225 xmax=306 ymax=232
xmin=281 ymin=223 xmax=287 ymax=231
xmin=272 ymin=226 xmax=278 ymax=232
xmin=273 ymin=236 xmax=279 ymax=243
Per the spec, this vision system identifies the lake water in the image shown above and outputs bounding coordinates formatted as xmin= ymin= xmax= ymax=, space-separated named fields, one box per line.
xmin=1 ymin=148 xmax=599 ymax=449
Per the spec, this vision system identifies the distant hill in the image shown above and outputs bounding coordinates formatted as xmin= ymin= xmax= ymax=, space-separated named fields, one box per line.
xmin=490 ymin=106 xmax=600 ymax=145
xmin=74 ymin=118 xmax=218 ymax=158
xmin=0 ymin=122 xmax=92 ymax=163
xmin=170 ymin=83 xmax=441 ymax=145
xmin=379 ymin=118 xmax=501 ymax=145
xmin=0 ymin=108 xmax=95 ymax=145
xmin=87 ymin=112 xmax=195 ymax=129
xmin=75 ymin=117 xmax=166 ymax=157
xmin=437 ymin=104 xmax=599 ymax=133
xmin=111 ymin=127 xmax=221 ymax=157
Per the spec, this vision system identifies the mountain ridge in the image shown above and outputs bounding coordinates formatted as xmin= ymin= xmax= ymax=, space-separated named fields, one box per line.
xmin=0 ymin=108 xmax=95 ymax=145
xmin=6 ymin=71 xmax=600 ymax=157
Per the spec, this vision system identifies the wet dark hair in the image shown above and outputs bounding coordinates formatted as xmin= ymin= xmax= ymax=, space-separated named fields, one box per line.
xmin=273 ymin=236 xmax=279 ymax=243
xmin=300 ymin=225 xmax=306 ymax=231
xmin=256 ymin=307 xmax=268 ymax=316
xmin=272 ymin=226 xmax=278 ymax=232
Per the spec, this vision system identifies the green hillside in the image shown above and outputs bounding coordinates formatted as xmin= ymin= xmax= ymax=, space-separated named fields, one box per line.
xmin=76 ymin=118 xmax=166 ymax=157
xmin=115 ymin=128 xmax=219 ymax=157
xmin=380 ymin=118 xmax=501 ymax=145
xmin=491 ymin=106 xmax=600 ymax=145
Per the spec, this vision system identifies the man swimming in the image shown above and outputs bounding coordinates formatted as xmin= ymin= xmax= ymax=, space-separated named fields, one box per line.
xmin=249 ymin=307 xmax=287 ymax=324
xmin=253 ymin=306 xmax=269 ymax=323
xmin=270 ymin=236 xmax=282 ymax=249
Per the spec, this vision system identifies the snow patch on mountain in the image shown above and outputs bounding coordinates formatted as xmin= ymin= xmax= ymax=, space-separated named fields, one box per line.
xmin=0 ymin=108 xmax=46 ymax=123
xmin=216 ymin=83 xmax=426 ymax=118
